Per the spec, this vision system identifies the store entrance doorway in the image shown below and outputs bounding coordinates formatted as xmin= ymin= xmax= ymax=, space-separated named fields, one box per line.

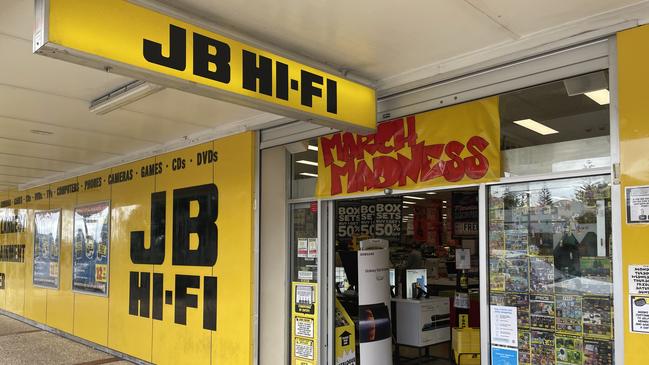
xmin=332 ymin=187 xmax=481 ymax=365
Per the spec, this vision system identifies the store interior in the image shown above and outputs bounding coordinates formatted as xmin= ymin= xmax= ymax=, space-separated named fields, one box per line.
xmin=333 ymin=188 xmax=480 ymax=364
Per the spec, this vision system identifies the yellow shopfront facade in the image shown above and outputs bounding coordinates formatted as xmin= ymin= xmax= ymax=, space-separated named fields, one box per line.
xmin=2 ymin=5 xmax=649 ymax=364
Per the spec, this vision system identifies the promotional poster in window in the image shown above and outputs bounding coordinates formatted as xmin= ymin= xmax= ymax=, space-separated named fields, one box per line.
xmin=33 ymin=209 xmax=61 ymax=289
xmin=72 ymin=201 xmax=110 ymax=295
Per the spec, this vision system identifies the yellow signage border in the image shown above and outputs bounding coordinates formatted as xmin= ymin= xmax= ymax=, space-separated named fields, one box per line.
xmin=33 ymin=0 xmax=376 ymax=133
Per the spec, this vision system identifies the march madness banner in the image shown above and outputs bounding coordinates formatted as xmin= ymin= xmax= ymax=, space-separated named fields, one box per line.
xmin=316 ymin=97 xmax=500 ymax=197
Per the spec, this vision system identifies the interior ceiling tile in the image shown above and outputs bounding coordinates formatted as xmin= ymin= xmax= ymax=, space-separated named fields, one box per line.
xmin=466 ymin=0 xmax=643 ymax=36
xmin=0 ymin=154 xmax=85 ymax=172
xmin=0 ymin=166 xmax=55 ymax=179
xmin=0 ymin=34 xmax=134 ymax=101
xmin=0 ymin=116 xmax=157 ymax=155
xmin=123 ymin=88 xmax=271 ymax=128
xmin=0 ymin=174 xmax=33 ymax=185
xmin=0 ymin=0 xmax=32 ymax=41
xmin=0 ymin=138 xmax=118 ymax=165
xmin=157 ymin=0 xmax=515 ymax=81
xmin=0 ymin=85 xmax=206 ymax=143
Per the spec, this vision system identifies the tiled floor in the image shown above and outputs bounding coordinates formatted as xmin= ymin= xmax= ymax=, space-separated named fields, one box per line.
xmin=0 ymin=314 xmax=133 ymax=365
xmin=0 ymin=313 xmax=458 ymax=365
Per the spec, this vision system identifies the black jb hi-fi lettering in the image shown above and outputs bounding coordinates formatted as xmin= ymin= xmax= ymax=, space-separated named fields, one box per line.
xmin=143 ymin=24 xmax=338 ymax=115
xmin=129 ymin=184 xmax=218 ymax=331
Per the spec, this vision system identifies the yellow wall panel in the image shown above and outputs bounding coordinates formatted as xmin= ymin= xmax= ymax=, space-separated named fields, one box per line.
xmin=151 ymin=142 xmax=215 ymax=365
xmin=107 ymin=158 xmax=155 ymax=362
xmin=5 ymin=191 xmax=26 ymax=316
xmin=46 ymin=178 xmax=77 ymax=333
xmin=211 ymin=132 xmax=255 ymax=364
xmin=0 ymin=132 xmax=256 ymax=365
xmin=0 ymin=191 xmax=8 ymax=310
xmin=23 ymin=186 xmax=51 ymax=323
xmin=618 ymin=25 xmax=649 ymax=364
xmin=73 ymin=171 xmax=111 ymax=346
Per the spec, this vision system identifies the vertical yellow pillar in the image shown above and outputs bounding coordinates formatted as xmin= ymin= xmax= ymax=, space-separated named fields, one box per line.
xmin=618 ymin=25 xmax=649 ymax=364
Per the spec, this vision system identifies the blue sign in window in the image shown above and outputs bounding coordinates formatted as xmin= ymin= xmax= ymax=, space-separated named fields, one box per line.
xmin=491 ymin=346 xmax=518 ymax=365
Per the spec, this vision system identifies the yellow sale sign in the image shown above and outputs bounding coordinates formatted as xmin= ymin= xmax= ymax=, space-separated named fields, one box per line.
xmin=316 ymin=97 xmax=501 ymax=197
xmin=34 ymin=0 xmax=375 ymax=132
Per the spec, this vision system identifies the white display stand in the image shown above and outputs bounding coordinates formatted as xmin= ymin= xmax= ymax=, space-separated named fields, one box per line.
xmin=393 ymin=297 xmax=451 ymax=347
xmin=358 ymin=239 xmax=393 ymax=365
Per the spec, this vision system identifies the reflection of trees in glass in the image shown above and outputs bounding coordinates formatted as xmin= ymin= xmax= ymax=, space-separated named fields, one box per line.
xmin=537 ymin=187 xmax=553 ymax=207
xmin=575 ymin=182 xmax=610 ymax=224
xmin=504 ymin=188 xmax=526 ymax=208
xmin=575 ymin=182 xmax=610 ymax=207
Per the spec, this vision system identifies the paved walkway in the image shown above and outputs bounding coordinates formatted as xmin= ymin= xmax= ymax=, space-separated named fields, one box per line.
xmin=0 ymin=314 xmax=133 ymax=365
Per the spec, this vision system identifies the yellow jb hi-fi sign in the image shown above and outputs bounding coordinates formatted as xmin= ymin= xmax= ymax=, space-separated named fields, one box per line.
xmin=33 ymin=0 xmax=376 ymax=132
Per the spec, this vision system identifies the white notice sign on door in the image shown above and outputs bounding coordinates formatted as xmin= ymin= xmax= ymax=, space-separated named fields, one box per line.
xmin=490 ymin=305 xmax=518 ymax=347
xmin=626 ymin=186 xmax=649 ymax=224
xmin=629 ymin=265 xmax=649 ymax=294
xmin=631 ymin=295 xmax=649 ymax=334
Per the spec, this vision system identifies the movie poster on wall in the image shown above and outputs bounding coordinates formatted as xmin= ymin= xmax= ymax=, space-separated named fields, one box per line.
xmin=33 ymin=209 xmax=62 ymax=289
xmin=72 ymin=201 xmax=110 ymax=295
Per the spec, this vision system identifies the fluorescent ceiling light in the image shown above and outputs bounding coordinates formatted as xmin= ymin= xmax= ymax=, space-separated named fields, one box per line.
xmin=584 ymin=89 xmax=610 ymax=105
xmin=307 ymin=145 xmax=319 ymax=151
xmin=90 ymin=80 xmax=164 ymax=115
xmin=403 ymin=201 xmax=416 ymax=205
xmin=296 ymin=160 xmax=318 ymax=166
xmin=513 ymin=119 xmax=558 ymax=135
xmin=426 ymin=192 xmax=437 ymax=195
xmin=402 ymin=206 xmax=411 ymax=209
xmin=403 ymin=195 xmax=425 ymax=200
xmin=300 ymin=172 xmax=318 ymax=178
xmin=442 ymin=201 xmax=447 ymax=204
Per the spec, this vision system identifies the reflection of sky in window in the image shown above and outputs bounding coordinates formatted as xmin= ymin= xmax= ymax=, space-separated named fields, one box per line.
xmin=35 ymin=210 xmax=60 ymax=239
xmin=493 ymin=176 xmax=610 ymax=202
xmin=75 ymin=204 xmax=109 ymax=240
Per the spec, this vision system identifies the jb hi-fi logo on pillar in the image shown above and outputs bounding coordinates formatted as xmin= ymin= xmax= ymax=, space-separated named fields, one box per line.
xmin=128 ymin=184 xmax=218 ymax=331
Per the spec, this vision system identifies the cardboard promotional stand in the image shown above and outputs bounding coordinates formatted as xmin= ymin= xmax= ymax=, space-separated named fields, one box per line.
xmin=357 ymin=239 xmax=392 ymax=365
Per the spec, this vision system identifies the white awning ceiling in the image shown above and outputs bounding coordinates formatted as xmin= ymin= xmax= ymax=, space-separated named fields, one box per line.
xmin=1 ymin=0 xmax=648 ymax=191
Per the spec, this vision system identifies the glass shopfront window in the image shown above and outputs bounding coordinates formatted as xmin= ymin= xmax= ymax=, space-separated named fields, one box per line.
xmin=290 ymin=202 xmax=319 ymax=284
xmin=488 ymin=175 xmax=614 ymax=365
xmin=500 ymin=71 xmax=610 ymax=177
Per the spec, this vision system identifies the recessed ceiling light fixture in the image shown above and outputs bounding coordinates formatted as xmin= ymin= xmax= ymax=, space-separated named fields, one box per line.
xmin=513 ymin=119 xmax=559 ymax=135
xmin=403 ymin=195 xmax=425 ymax=200
xmin=299 ymin=172 xmax=318 ymax=178
xmin=426 ymin=192 xmax=437 ymax=195
xmin=296 ymin=160 xmax=318 ymax=166
xmin=30 ymin=129 xmax=54 ymax=135
xmin=89 ymin=80 xmax=163 ymax=115
xmin=584 ymin=89 xmax=610 ymax=105
xmin=307 ymin=145 xmax=318 ymax=151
